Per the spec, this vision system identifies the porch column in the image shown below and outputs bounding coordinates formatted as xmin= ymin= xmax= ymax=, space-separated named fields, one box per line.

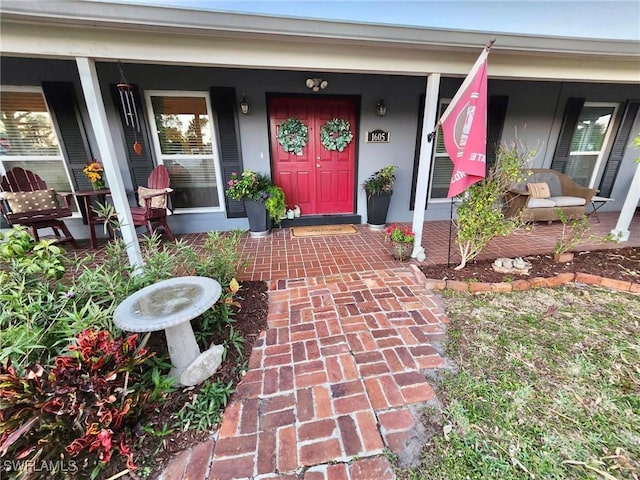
xmin=411 ymin=73 xmax=441 ymax=261
xmin=75 ymin=57 xmax=144 ymax=270
xmin=610 ymin=161 xmax=640 ymax=242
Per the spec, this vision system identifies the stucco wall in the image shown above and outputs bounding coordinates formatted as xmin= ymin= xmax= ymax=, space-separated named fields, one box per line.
xmin=2 ymin=56 xmax=638 ymax=236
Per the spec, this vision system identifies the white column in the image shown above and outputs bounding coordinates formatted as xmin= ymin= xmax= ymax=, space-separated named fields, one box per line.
xmin=75 ymin=57 xmax=144 ymax=270
xmin=611 ymin=161 xmax=640 ymax=242
xmin=411 ymin=73 xmax=441 ymax=261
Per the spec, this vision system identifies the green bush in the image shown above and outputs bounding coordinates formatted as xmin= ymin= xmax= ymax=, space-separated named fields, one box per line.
xmin=0 ymin=225 xmax=248 ymax=476
xmin=454 ymin=142 xmax=533 ymax=269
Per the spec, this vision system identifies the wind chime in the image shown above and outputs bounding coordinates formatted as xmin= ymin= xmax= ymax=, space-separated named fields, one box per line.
xmin=116 ymin=63 xmax=143 ymax=155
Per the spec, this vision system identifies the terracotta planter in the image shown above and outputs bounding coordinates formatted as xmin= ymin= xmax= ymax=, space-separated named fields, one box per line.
xmin=553 ymin=252 xmax=574 ymax=263
xmin=391 ymin=241 xmax=413 ymax=261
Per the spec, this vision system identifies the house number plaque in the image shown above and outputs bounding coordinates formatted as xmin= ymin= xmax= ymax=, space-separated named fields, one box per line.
xmin=366 ymin=129 xmax=390 ymax=143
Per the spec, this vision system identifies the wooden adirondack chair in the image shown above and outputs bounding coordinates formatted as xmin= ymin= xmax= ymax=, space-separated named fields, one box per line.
xmin=0 ymin=167 xmax=77 ymax=247
xmin=131 ymin=165 xmax=175 ymax=240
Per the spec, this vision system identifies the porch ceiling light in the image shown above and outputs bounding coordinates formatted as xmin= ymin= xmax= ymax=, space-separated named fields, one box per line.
xmin=376 ymin=97 xmax=387 ymax=117
xmin=306 ymin=77 xmax=328 ymax=92
xmin=240 ymin=93 xmax=249 ymax=115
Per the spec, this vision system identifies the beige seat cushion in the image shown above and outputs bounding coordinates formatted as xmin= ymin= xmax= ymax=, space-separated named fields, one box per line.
xmin=526 ymin=182 xmax=551 ymax=198
xmin=549 ymin=196 xmax=586 ymax=207
xmin=526 ymin=197 xmax=556 ymax=208
xmin=1 ymin=189 xmax=59 ymax=213
xmin=137 ymin=186 xmax=172 ymax=209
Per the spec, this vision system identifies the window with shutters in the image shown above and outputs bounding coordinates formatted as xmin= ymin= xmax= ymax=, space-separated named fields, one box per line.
xmin=0 ymin=87 xmax=77 ymax=207
xmin=565 ymin=102 xmax=618 ymax=187
xmin=145 ymin=91 xmax=224 ymax=211
xmin=430 ymin=100 xmax=453 ymax=200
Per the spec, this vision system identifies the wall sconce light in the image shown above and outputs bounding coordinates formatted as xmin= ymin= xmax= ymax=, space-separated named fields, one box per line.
xmin=305 ymin=77 xmax=328 ymax=92
xmin=240 ymin=93 xmax=249 ymax=115
xmin=376 ymin=98 xmax=387 ymax=117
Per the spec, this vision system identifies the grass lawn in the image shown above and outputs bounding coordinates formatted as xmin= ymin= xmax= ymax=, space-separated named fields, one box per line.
xmin=401 ymin=286 xmax=640 ymax=480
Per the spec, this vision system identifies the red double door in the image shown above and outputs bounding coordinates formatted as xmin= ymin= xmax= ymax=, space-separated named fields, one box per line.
xmin=269 ymin=96 xmax=357 ymax=215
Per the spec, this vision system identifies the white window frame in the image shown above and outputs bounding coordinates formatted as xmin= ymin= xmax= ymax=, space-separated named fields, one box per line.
xmin=0 ymin=85 xmax=81 ymax=215
xmin=144 ymin=90 xmax=225 ymax=213
xmin=569 ymin=101 xmax=618 ymax=188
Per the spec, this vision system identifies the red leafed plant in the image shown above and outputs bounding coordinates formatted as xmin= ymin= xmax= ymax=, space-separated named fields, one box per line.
xmin=0 ymin=329 xmax=154 ymax=478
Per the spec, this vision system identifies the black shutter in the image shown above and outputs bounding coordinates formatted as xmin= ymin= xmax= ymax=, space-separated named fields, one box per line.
xmin=109 ymin=84 xmax=154 ymax=189
xmin=210 ymin=87 xmax=246 ymax=218
xmin=486 ymin=95 xmax=509 ymax=170
xmin=598 ymin=101 xmax=639 ymax=197
xmin=42 ymin=82 xmax=93 ymax=191
xmin=550 ymin=97 xmax=585 ymax=173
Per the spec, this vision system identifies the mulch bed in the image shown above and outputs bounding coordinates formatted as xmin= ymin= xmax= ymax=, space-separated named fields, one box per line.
xmin=419 ymin=246 xmax=640 ymax=284
xmin=101 ymin=280 xmax=269 ymax=480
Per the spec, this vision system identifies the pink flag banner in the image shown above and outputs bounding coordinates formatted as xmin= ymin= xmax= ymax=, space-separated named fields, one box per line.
xmin=440 ymin=45 xmax=490 ymax=198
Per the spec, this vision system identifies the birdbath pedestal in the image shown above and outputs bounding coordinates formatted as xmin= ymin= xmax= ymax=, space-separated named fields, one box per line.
xmin=114 ymin=276 xmax=223 ymax=386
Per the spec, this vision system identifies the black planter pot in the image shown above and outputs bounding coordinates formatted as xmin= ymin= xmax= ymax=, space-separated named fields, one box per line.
xmin=366 ymin=191 xmax=392 ymax=227
xmin=244 ymin=199 xmax=272 ymax=236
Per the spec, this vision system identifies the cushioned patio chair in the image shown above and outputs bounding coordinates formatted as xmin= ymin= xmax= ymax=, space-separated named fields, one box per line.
xmin=505 ymin=168 xmax=596 ymax=223
xmin=131 ymin=165 xmax=175 ymax=240
xmin=0 ymin=167 xmax=77 ymax=247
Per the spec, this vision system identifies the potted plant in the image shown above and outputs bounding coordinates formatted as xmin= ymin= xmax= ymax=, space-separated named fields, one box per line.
xmin=363 ymin=165 xmax=397 ymax=229
xmin=553 ymin=210 xmax=590 ymax=262
xmin=385 ymin=223 xmax=415 ymax=261
xmin=226 ymin=169 xmax=286 ymax=237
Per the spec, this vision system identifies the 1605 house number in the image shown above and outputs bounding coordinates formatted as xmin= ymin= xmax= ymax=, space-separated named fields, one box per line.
xmin=366 ymin=129 xmax=390 ymax=143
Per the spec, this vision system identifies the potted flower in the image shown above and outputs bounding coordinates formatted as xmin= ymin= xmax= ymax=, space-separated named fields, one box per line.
xmin=83 ymin=160 xmax=106 ymax=190
xmin=363 ymin=165 xmax=397 ymax=229
xmin=226 ymin=169 xmax=286 ymax=237
xmin=386 ymin=223 xmax=415 ymax=261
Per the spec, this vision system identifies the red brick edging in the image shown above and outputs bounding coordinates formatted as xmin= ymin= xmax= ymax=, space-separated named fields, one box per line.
xmin=409 ymin=265 xmax=640 ymax=295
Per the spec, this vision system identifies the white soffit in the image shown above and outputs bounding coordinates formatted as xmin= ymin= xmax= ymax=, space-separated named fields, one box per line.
xmin=1 ymin=0 xmax=639 ymax=82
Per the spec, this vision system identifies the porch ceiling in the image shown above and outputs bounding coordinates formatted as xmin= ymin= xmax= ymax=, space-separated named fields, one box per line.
xmin=1 ymin=0 xmax=639 ymax=83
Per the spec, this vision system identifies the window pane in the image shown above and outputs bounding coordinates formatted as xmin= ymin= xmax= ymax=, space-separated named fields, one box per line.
xmin=565 ymin=154 xmax=598 ymax=187
xmin=151 ymin=96 xmax=212 ymax=155
xmin=430 ymin=101 xmax=451 ymax=199
xmin=0 ymin=92 xmax=60 ymax=156
xmin=165 ymin=159 xmax=219 ymax=208
xmin=431 ymin=157 xmax=454 ymax=198
xmin=565 ymin=104 xmax=615 ymax=187
xmin=149 ymin=95 xmax=220 ymax=208
xmin=570 ymin=106 xmax=613 ymax=153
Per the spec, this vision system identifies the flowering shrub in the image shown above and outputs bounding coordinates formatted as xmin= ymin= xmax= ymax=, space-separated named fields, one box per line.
xmin=0 ymin=329 xmax=154 ymax=478
xmin=363 ymin=165 xmax=397 ymax=197
xmin=225 ymin=169 xmax=271 ymax=201
xmin=226 ymin=169 xmax=286 ymax=223
xmin=386 ymin=223 xmax=415 ymax=244
xmin=82 ymin=160 xmax=105 ymax=188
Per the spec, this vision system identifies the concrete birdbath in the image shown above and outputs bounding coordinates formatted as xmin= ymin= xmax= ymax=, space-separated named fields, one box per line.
xmin=113 ymin=276 xmax=224 ymax=386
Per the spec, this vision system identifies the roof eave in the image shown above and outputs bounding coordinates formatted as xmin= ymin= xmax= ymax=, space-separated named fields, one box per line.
xmin=1 ymin=0 xmax=638 ymax=59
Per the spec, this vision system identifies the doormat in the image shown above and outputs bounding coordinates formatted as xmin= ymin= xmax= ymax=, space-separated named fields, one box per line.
xmin=291 ymin=224 xmax=358 ymax=237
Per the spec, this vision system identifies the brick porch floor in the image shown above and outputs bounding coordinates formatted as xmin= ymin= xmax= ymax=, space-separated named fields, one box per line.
xmin=72 ymin=211 xmax=638 ymax=479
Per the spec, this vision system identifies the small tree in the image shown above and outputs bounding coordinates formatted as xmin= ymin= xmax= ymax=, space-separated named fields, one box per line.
xmin=553 ymin=210 xmax=590 ymax=256
xmin=454 ymin=142 xmax=533 ymax=270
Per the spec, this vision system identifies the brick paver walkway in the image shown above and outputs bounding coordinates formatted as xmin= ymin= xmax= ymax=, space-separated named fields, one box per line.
xmin=158 ymin=267 xmax=448 ymax=480
xmin=114 ymin=211 xmax=638 ymax=479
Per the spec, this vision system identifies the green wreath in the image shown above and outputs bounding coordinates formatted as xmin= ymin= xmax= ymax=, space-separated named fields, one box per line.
xmin=320 ymin=118 xmax=354 ymax=152
xmin=277 ymin=118 xmax=308 ymax=154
